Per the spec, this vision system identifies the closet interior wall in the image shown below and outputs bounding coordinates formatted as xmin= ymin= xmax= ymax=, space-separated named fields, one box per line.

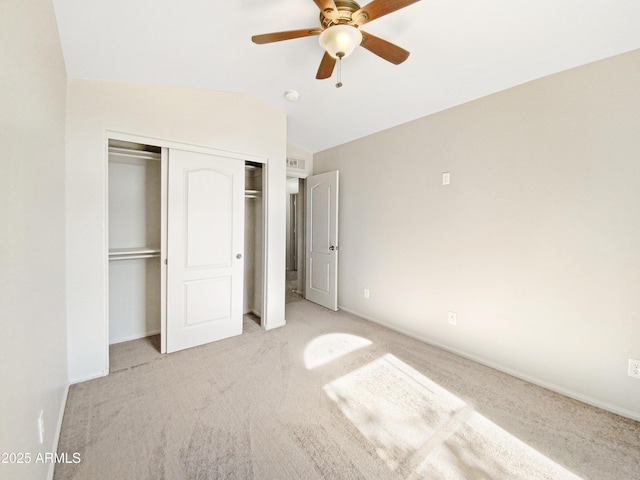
xmin=108 ymin=140 xmax=161 ymax=344
xmin=244 ymin=163 xmax=263 ymax=320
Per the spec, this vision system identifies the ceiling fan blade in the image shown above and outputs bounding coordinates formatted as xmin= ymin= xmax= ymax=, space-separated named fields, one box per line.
xmin=360 ymin=30 xmax=410 ymax=64
xmin=316 ymin=51 xmax=337 ymax=79
xmin=252 ymin=28 xmax=322 ymax=44
xmin=352 ymin=0 xmax=421 ymax=26
xmin=313 ymin=0 xmax=339 ymax=20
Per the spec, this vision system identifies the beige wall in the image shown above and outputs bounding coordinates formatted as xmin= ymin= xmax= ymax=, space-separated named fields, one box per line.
xmin=0 ymin=0 xmax=69 ymax=478
xmin=314 ymin=50 xmax=640 ymax=419
xmin=65 ymin=80 xmax=287 ymax=382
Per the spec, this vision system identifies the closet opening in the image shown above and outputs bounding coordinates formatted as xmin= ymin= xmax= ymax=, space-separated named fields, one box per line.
xmin=107 ymin=139 xmax=266 ymax=363
xmin=243 ymin=161 xmax=264 ymax=325
xmin=108 ymin=140 xmax=162 ymax=349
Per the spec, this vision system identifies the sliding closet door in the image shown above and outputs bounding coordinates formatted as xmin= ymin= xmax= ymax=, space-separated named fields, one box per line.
xmin=166 ymin=149 xmax=244 ymax=353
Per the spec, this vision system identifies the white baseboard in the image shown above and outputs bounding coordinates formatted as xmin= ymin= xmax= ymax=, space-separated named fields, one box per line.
xmin=48 ymin=383 xmax=70 ymax=480
xmin=339 ymin=305 xmax=640 ymax=423
xmin=69 ymin=369 xmax=108 ymax=385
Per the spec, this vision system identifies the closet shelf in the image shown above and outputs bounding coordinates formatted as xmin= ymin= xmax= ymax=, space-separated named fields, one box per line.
xmin=109 ymin=247 xmax=161 ymax=261
xmin=108 ymin=146 xmax=161 ymax=161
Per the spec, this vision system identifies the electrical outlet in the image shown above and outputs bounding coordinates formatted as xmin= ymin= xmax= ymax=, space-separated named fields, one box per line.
xmin=448 ymin=311 xmax=457 ymax=326
xmin=442 ymin=172 xmax=451 ymax=185
xmin=629 ymin=359 xmax=640 ymax=379
xmin=363 ymin=288 xmax=370 ymax=300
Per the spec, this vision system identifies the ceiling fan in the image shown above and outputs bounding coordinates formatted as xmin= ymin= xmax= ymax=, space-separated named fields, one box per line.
xmin=251 ymin=0 xmax=421 ymax=82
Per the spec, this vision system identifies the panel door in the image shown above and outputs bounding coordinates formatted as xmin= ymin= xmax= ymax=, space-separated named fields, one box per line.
xmin=305 ymin=170 xmax=339 ymax=311
xmin=166 ymin=149 xmax=244 ymax=353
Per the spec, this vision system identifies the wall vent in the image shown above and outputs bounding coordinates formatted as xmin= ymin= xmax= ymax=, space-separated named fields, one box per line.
xmin=287 ymin=157 xmax=306 ymax=170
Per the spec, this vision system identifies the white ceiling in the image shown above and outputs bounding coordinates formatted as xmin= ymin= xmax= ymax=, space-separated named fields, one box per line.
xmin=52 ymin=0 xmax=640 ymax=153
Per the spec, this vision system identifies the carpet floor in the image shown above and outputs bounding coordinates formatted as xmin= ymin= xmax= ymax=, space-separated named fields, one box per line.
xmin=55 ymin=298 xmax=640 ymax=479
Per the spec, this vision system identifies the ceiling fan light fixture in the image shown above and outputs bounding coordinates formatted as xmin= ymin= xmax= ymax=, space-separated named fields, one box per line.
xmin=319 ymin=24 xmax=362 ymax=59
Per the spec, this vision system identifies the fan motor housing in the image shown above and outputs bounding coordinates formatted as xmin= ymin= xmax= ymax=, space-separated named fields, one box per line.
xmin=320 ymin=0 xmax=367 ymax=28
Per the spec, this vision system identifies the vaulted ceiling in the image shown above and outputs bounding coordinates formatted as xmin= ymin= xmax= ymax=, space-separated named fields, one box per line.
xmin=53 ymin=0 xmax=640 ymax=153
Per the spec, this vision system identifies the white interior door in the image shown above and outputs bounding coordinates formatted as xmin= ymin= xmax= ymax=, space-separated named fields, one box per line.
xmin=166 ymin=149 xmax=244 ymax=353
xmin=305 ymin=170 xmax=339 ymax=311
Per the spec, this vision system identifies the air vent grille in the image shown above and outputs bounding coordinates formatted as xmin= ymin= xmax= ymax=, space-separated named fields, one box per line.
xmin=287 ymin=157 xmax=306 ymax=170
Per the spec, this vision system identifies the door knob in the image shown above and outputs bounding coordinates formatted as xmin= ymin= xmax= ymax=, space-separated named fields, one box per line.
xmin=236 ymin=253 xmax=242 ymax=259
xmin=329 ymin=245 xmax=338 ymax=251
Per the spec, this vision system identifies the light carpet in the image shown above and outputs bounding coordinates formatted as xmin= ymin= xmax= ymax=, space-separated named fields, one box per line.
xmin=55 ymin=298 xmax=640 ymax=479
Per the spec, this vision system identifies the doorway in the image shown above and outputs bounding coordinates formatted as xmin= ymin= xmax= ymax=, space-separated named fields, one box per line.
xmin=286 ymin=177 xmax=305 ymax=302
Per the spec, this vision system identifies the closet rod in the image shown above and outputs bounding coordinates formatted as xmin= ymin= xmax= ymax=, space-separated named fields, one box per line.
xmin=109 ymin=253 xmax=161 ymax=261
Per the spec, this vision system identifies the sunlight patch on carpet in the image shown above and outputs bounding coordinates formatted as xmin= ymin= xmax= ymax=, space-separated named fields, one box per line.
xmin=304 ymin=333 xmax=372 ymax=369
xmin=324 ymin=354 xmax=582 ymax=480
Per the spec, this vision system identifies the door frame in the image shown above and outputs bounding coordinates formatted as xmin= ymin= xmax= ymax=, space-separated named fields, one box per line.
xmin=104 ymin=131 xmax=268 ymax=363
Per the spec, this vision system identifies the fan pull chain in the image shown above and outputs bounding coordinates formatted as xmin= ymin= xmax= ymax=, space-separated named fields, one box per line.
xmin=335 ymin=54 xmax=343 ymax=88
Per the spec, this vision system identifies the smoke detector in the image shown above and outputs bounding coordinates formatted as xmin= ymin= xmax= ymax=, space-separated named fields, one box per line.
xmin=284 ymin=90 xmax=300 ymax=102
